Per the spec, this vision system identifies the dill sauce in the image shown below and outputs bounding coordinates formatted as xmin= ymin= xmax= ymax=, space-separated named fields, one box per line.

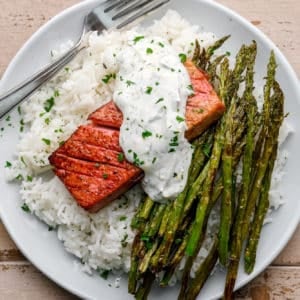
xmin=113 ymin=35 xmax=193 ymax=202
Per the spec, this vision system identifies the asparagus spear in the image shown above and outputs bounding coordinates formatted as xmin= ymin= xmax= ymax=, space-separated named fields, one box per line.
xmin=219 ymin=98 xmax=236 ymax=266
xmin=186 ymin=237 xmax=219 ymax=300
xmin=241 ymin=51 xmax=277 ymax=239
xmin=223 ymin=42 xmax=258 ymax=300
xmin=244 ymin=81 xmax=284 ymax=273
xmin=135 ymin=272 xmax=155 ymax=300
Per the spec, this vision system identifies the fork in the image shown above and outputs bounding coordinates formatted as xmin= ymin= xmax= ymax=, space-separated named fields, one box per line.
xmin=0 ymin=0 xmax=170 ymax=119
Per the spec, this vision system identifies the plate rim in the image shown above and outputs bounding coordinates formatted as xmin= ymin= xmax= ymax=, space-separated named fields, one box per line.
xmin=0 ymin=0 xmax=299 ymax=299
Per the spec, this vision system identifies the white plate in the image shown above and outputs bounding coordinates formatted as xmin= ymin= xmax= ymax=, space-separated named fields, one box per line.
xmin=0 ymin=0 xmax=299 ymax=299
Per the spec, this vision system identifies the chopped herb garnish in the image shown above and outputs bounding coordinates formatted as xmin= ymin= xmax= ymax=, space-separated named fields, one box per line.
xmin=42 ymin=138 xmax=51 ymax=145
xmin=179 ymin=53 xmax=187 ymax=63
xmin=145 ymin=86 xmax=153 ymax=94
xmin=133 ymin=152 xmax=144 ymax=166
xmin=146 ymin=48 xmax=153 ymax=54
xmin=26 ymin=175 xmax=33 ymax=182
xmin=158 ymin=42 xmax=165 ymax=48
xmin=45 ymin=118 xmax=50 ymax=125
xmin=226 ymin=51 xmax=231 ymax=56
xmin=65 ymin=67 xmax=70 ymax=72
xmin=5 ymin=161 xmax=12 ymax=168
xmin=15 ymin=174 xmax=24 ymax=181
xmin=102 ymin=73 xmax=116 ymax=84
xmin=155 ymin=82 xmax=159 ymax=86
xmin=155 ymin=98 xmax=164 ymax=104
xmin=119 ymin=216 xmax=127 ymax=221
xmin=173 ymin=173 xmax=178 ymax=177
xmin=17 ymin=106 xmax=21 ymax=115
xmin=126 ymin=80 xmax=135 ymax=87
xmin=168 ymin=148 xmax=176 ymax=153
xmin=99 ymin=269 xmax=110 ymax=280
xmin=54 ymin=90 xmax=60 ymax=97
xmin=121 ymin=234 xmax=128 ymax=248
xmin=142 ymin=130 xmax=152 ymax=139
xmin=48 ymin=226 xmax=54 ymax=231
xmin=44 ymin=97 xmax=55 ymax=112
xmin=117 ymin=153 xmax=124 ymax=162
xmin=128 ymin=149 xmax=132 ymax=153
xmin=20 ymin=156 xmax=27 ymax=166
xmin=133 ymin=36 xmax=144 ymax=44
xmin=171 ymin=68 xmax=175 ymax=72
xmin=21 ymin=203 xmax=30 ymax=213
xmin=5 ymin=115 xmax=10 ymax=122
xmin=152 ymin=157 xmax=157 ymax=164
xmin=103 ymin=173 xmax=109 ymax=179
xmin=176 ymin=116 xmax=185 ymax=123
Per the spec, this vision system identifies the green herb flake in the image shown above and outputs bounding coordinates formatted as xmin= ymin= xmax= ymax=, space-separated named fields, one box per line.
xmin=54 ymin=90 xmax=60 ymax=97
xmin=133 ymin=152 xmax=144 ymax=166
xmin=5 ymin=161 xmax=12 ymax=168
xmin=45 ymin=118 xmax=51 ymax=125
xmin=102 ymin=173 xmax=109 ymax=179
xmin=142 ymin=130 xmax=152 ymax=139
xmin=26 ymin=175 xmax=33 ymax=182
xmin=121 ymin=234 xmax=128 ymax=248
xmin=17 ymin=106 xmax=22 ymax=115
xmin=173 ymin=172 xmax=178 ymax=178
xmin=226 ymin=51 xmax=231 ymax=56
xmin=117 ymin=153 xmax=124 ymax=162
xmin=20 ymin=156 xmax=27 ymax=166
xmin=152 ymin=157 xmax=157 ymax=164
xmin=15 ymin=174 xmax=24 ymax=181
xmin=145 ymin=86 xmax=153 ymax=94
xmin=102 ymin=73 xmax=116 ymax=84
xmin=44 ymin=97 xmax=55 ymax=113
xmin=5 ymin=115 xmax=10 ymax=122
xmin=119 ymin=216 xmax=127 ymax=221
xmin=176 ymin=116 xmax=185 ymax=123
xmin=21 ymin=203 xmax=30 ymax=213
xmin=99 ymin=269 xmax=110 ymax=280
xmin=179 ymin=53 xmax=187 ymax=63
xmin=146 ymin=48 xmax=153 ymax=54
xmin=155 ymin=98 xmax=164 ymax=104
xmin=48 ymin=226 xmax=54 ymax=231
xmin=126 ymin=80 xmax=135 ymax=87
xmin=65 ymin=67 xmax=70 ymax=72
xmin=133 ymin=36 xmax=144 ymax=44
xmin=42 ymin=138 xmax=51 ymax=146
xmin=158 ymin=42 xmax=165 ymax=48
xmin=168 ymin=148 xmax=176 ymax=153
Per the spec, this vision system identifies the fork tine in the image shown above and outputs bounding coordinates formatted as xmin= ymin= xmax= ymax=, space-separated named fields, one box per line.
xmin=116 ymin=0 xmax=170 ymax=29
xmin=112 ymin=0 xmax=155 ymax=21
xmin=104 ymin=0 xmax=137 ymax=13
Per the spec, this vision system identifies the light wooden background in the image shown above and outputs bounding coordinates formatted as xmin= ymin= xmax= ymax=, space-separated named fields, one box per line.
xmin=0 ymin=0 xmax=299 ymax=299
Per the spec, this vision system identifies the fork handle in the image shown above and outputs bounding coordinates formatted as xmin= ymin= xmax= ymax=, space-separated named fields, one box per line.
xmin=0 ymin=42 xmax=85 ymax=119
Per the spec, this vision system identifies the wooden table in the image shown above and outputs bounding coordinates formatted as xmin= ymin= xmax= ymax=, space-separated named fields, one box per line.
xmin=0 ymin=0 xmax=299 ymax=299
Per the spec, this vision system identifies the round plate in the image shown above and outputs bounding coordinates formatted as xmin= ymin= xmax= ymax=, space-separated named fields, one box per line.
xmin=0 ymin=0 xmax=299 ymax=299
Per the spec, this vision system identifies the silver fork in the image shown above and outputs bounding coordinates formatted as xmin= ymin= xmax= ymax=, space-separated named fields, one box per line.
xmin=0 ymin=0 xmax=170 ymax=119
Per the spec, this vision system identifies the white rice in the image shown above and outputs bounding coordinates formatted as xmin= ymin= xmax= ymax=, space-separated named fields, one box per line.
xmin=5 ymin=10 xmax=291 ymax=279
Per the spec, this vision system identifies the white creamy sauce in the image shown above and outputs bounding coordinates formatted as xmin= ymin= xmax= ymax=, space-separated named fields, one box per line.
xmin=112 ymin=35 xmax=193 ymax=202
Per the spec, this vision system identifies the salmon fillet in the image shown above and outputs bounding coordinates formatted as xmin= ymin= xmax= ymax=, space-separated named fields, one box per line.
xmin=89 ymin=60 xmax=225 ymax=140
xmin=50 ymin=61 xmax=225 ymax=212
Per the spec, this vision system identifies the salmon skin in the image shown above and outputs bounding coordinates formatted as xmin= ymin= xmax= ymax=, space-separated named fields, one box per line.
xmin=50 ymin=60 xmax=225 ymax=212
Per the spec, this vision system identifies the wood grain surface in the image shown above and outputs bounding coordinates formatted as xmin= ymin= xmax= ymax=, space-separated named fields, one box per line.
xmin=0 ymin=0 xmax=299 ymax=299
